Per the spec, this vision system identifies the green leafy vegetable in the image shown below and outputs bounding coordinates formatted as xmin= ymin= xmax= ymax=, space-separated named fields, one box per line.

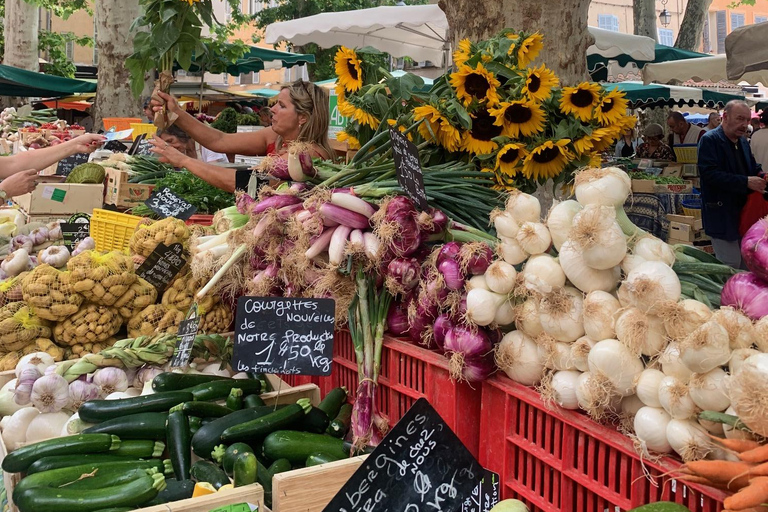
xmin=130 ymin=170 xmax=234 ymax=217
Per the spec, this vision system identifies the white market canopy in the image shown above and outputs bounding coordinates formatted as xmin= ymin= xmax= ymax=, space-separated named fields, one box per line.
xmin=726 ymin=22 xmax=768 ymax=81
xmin=265 ymin=5 xmax=657 ymax=69
xmin=642 ymin=54 xmax=768 ymax=86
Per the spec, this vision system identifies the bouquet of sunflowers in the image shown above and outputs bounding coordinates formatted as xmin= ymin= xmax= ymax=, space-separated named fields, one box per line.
xmin=333 ymin=29 xmax=635 ymax=193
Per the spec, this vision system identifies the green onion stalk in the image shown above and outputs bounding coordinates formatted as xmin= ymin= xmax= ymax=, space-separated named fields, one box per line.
xmin=348 ymin=269 xmax=393 ymax=449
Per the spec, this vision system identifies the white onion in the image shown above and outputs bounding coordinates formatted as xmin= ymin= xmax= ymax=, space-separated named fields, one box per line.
xmin=633 ymin=237 xmax=676 ymax=266
xmin=729 ymin=348 xmax=760 ymax=376
xmin=666 ymin=419 xmax=712 ymax=461
xmin=506 ymin=190 xmax=541 ymax=223
xmin=537 ymin=335 xmax=576 ymax=371
xmin=558 ymin=240 xmax=620 ymax=293
xmin=588 ymin=339 xmax=644 ymax=396
xmin=698 ymin=417 xmax=725 ymax=436
xmin=498 ymin=237 xmax=529 ymax=265
xmin=574 ymin=167 xmax=631 ymax=207
xmin=569 ymin=205 xmax=627 ymax=270
xmin=3 ymin=408 xmax=40 ymax=450
xmin=582 ymin=291 xmax=619 ymax=340
xmin=466 ymin=288 xmax=508 ymax=327
xmin=484 ymin=260 xmax=517 ymax=295
xmin=516 ymin=222 xmax=551 ymax=255
xmin=467 ymin=274 xmax=490 ymax=292
xmin=728 ymin=353 xmax=768 ymax=437
xmin=622 ymin=260 xmax=681 ymax=314
xmin=494 ymin=211 xmax=520 ymax=239
xmin=547 ymin=370 xmax=581 ymax=410
xmin=201 ymin=363 xmax=231 ymax=377
xmin=635 ymin=407 xmax=673 ymax=453
xmin=539 ymin=286 xmax=585 ymax=342
xmin=755 ymin=317 xmax=768 ymax=352
xmin=0 ymin=379 xmax=29 ymax=417
xmin=658 ymin=376 xmax=697 ymax=420
xmin=575 ymin=371 xmax=621 ymax=420
xmin=27 ymin=411 xmax=71 ymax=443
xmin=616 ymin=284 xmax=632 ymax=308
xmin=660 ymin=299 xmax=712 ymax=341
xmin=688 ymin=368 xmax=730 ymax=412
xmin=494 ymin=299 xmax=516 ymax=327
xmin=620 ymin=254 xmax=647 ymax=276
xmin=635 ymin=368 xmax=666 ymax=408
xmin=495 ymin=331 xmax=545 ymax=386
xmin=621 ymin=394 xmax=645 ymax=417
xmin=614 ymin=308 xmax=667 ymax=357
xmin=723 ymin=405 xmax=756 ymax=440
xmin=16 ymin=352 xmax=55 ymax=378
xmin=710 ymin=307 xmax=757 ymax=350
xmin=679 ymin=320 xmax=731 ymax=374
xmin=515 ymin=298 xmax=544 ymax=338
xmin=522 ymin=254 xmax=565 ymax=295
xmin=660 ymin=342 xmax=693 ymax=383
xmin=232 ymin=372 xmax=250 ymax=379
xmin=571 ymin=336 xmax=596 ymax=372
xmin=546 ymin=200 xmax=582 ymax=251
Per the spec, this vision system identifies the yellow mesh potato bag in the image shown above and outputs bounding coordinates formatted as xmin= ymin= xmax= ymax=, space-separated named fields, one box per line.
xmin=199 ymin=303 xmax=234 ymax=334
xmin=129 ymin=217 xmax=190 ymax=257
xmin=53 ymin=303 xmax=123 ymax=346
xmin=30 ymin=337 xmax=66 ymax=361
xmin=162 ymin=273 xmax=215 ymax=312
xmin=0 ymin=302 xmax=52 ymax=352
xmin=0 ymin=271 xmax=29 ymax=308
xmin=67 ymin=250 xmax=137 ymax=306
xmin=114 ymin=277 xmax=158 ymax=320
xmin=22 ymin=264 xmax=84 ymax=321
xmin=0 ymin=351 xmax=20 ymax=371
xmin=127 ymin=304 xmax=184 ymax=338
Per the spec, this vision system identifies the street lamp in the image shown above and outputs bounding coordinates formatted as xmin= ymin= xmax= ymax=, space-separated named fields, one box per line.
xmin=659 ymin=0 xmax=672 ymax=27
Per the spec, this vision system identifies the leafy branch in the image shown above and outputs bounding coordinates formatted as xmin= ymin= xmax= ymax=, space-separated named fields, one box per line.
xmin=38 ymin=31 xmax=93 ymax=78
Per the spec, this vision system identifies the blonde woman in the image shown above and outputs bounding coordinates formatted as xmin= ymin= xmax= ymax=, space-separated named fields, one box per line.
xmin=149 ymin=80 xmax=333 ymax=192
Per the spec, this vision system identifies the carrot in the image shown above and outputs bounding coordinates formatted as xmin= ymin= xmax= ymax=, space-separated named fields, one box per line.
xmin=677 ymin=474 xmax=728 ymax=490
xmin=708 ymin=435 xmax=762 ymax=454
xmin=723 ymin=476 xmax=768 ymax=510
xmin=682 ymin=460 xmax=753 ymax=490
xmin=740 ymin=445 xmax=768 ymax=464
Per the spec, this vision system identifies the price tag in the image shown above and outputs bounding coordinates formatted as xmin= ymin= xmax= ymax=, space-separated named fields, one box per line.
xmin=103 ymin=140 xmax=128 ymax=153
xmin=233 ymin=297 xmax=335 ymax=376
xmin=323 ymin=398 xmax=483 ymax=512
xmin=55 ymin=153 xmax=91 ymax=177
xmin=461 ymin=469 xmax=500 ymax=512
xmin=390 ymin=127 xmax=428 ymax=211
xmin=60 ymin=213 xmax=91 ymax=252
xmin=136 ymin=243 xmax=186 ymax=292
xmin=144 ymin=187 xmax=197 ymax=221
xmin=170 ymin=304 xmax=200 ymax=368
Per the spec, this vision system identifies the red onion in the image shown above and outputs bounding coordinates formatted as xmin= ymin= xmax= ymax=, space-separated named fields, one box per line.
xmin=437 ymin=242 xmax=462 ymax=266
xmin=443 ymin=325 xmax=494 ymax=382
xmin=741 ymin=216 xmax=768 ymax=282
xmin=252 ymin=194 xmax=302 ymax=215
xmin=461 ymin=243 xmax=494 ymax=275
xmin=298 ymin=152 xmax=316 ymax=176
xmin=386 ymin=258 xmax=420 ymax=293
xmin=387 ymin=302 xmax=410 ymax=336
xmin=433 ymin=314 xmax=454 ymax=352
xmin=461 ymin=355 xmax=496 ymax=382
xmin=386 ymin=196 xmax=417 ymax=219
xmin=424 ymin=278 xmax=449 ymax=303
xmin=721 ymin=272 xmax=768 ymax=320
xmin=438 ymin=259 xmax=465 ymax=291
xmin=389 ymin=215 xmax=421 ymax=256
xmin=266 ymin=157 xmax=290 ymax=179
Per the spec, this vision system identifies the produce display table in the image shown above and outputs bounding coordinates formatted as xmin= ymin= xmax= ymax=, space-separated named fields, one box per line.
xmin=624 ymin=192 xmax=700 ymax=240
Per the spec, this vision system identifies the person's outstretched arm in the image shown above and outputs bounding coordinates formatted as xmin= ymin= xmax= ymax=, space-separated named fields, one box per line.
xmin=0 ymin=133 xmax=105 ymax=178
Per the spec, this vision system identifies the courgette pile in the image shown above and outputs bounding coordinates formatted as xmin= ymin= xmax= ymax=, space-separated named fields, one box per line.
xmin=2 ymin=373 xmax=353 ymax=511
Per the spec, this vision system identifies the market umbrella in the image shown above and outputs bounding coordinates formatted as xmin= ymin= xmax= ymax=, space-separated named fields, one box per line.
xmin=726 ymin=22 xmax=768 ymax=81
xmin=588 ymin=43 xmax=707 ymax=81
xmin=183 ymin=45 xmax=315 ymax=77
xmin=605 ymin=81 xmax=749 ymax=109
xmin=642 ymin=54 xmax=768 ymax=86
xmin=0 ymin=64 xmax=97 ymax=97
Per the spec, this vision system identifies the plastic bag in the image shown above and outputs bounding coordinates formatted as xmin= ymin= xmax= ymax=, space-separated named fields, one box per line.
xmin=22 ymin=264 xmax=84 ymax=321
xmin=53 ymin=303 xmax=123 ymax=346
xmin=67 ymin=250 xmax=137 ymax=306
xmin=0 ymin=302 xmax=52 ymax=352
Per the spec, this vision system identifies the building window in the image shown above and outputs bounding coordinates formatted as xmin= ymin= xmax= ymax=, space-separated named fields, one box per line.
xmin=597 ymin=14 xmax=620 ymax=32
xmin=716 ymin=10 xmax=727 ymax=53
xmin=65 ymin=41 xmax=74 ymax=61
xmin=658 ymin=28 xmax=674 ymax=46
xmin=731 ymin=12 xmax=745 ymax=30
xmin=755 ymin=15 xmax=768 ymax=24
xmin=225 ymin=1 xmax=231 ymax=22
xmin=250 ymin=0 xmax=263 ymax=14
xmin=703 ymin=14 xmax=711 ymax=53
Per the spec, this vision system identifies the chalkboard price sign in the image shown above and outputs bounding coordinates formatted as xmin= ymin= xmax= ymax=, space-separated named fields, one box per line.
xmin=60 ymin=222 xmax=90 ymax=252
xmin=103 ymin=140 xmax=128 ymax=153
xmin=171 ymin=304 xmax=200 ymax=368
xmin=390 ymin=127 xmax=428 ymax=211
xmin=323 ymin=398 xmax=483 ymax=512
xmin=144 ymin=187 xmax=197 ymax=221
xmin=56 ymin=153 xmax=91 ymax=177
xmin=137 ymin=242 xmax=186 ymax=292
xmin=233 ymin=297 xmax=335 ymax=376
xmin=462 ymin=469 xmax=500 ymax=512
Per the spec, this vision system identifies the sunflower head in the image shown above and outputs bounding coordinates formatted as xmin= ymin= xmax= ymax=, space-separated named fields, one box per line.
xmin=413 ymin=105 xmax=461 ymax=152
xmin=522 ymin=65 xmax=558 ymax=102
xmin=351 ymin=105 xmax=379 ymax=129
xmin=450 ymin=63 xmax=501 ymax=107
xmin=336 ymin=130 xmax=361 ymax=150
xmin=516 ymin=33 xmax=544 ymax=68
xmin=453 ymin=39 xmax=473 ymax=67
xmin=559 ymin=82 xmax=602 ymax=122
xmin=572 ymin=134 xmax=595 ymax=155
xmin=595 ymin=90 xmax=629 ymax=126
xmin=495 ymin=143 xmax=528 ymax=177
xmin=335 ymin=47 xmax=363 ymax=93
xmin=523 ymin=139 xmax=573 ymax=181
xmin=588 ymin=127 xmax=616 ymax=153
xmin=462 ymin=108 xmax=503 ymax=155
xmin=488 ymin=100 xmax=546 ymax=138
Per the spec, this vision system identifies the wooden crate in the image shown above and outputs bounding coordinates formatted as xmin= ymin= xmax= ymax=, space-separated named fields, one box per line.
xmin=137 ymin=483 xmax=265 ymax=512
xmin=271 ymin=456 xmax=367 ymax=512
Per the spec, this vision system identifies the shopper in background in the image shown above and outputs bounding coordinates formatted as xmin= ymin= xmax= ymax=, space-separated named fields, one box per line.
xmin=750 ymin=110 xmax=768 ymax=169
xmin=158 ymin=125 xmax=229 ymax=164
xmin=636 ymin=123 xmax=676 ymax=160
xmin=667 ymin=111 xmax=705 ymax=146
xmin=614 ymin=127 xmax=642 ymax=158
xmin=698 ymin=100 xmax=765 ymax=268
xmin=750 ymin=117 xmax=762 ymax=135
xmin=704 ymin=112 xmax=721 ymax=132
xmin=142 ymin=98 xmax=154 ymax=123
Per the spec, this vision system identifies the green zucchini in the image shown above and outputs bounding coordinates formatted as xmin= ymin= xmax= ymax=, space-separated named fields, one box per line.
xmin=244 ymin=394 xmax=265 ymax=408
xmin=300 ymin=406 xmax=331 ymax=434
xmin=343 ymin=440 xmax=375 ymax=455
xmin=268 ymin=458 xmax=291 ymax=475
xmin=16 ymin=460 xmax=169 ymax=495
xmin=188 ymin=416 xmax=203 ymax=436
xmin=2 ymin=434 xmax=121 ymax=473
xmin=145 ymin=478 xmax=195 ymax=505
xmin=186 ymin=379 xmax=261 ymax=401
xmin=191 ymin=405 xmax=287 ymax=459
xmin=84 ymin=413 xmax=168 ymax=440
xmin=263 ymin=431 xmax=348 ymax=465
xmin=306 ymin=452 xmax=344 ymax=467
xmin=172 ymin=401 xmax=234 ymax=418
xmin=629 ymin=504 xmax=694 ymax=512
xmin=63 ymin=467 xmax=149 ymax=491
xmin=91 ymin=508 xmax=136 ymax=512
xmin=260 ymin=458 xmax=291 ymax=508
xmin=227 ymin=388 xmax=244 ymax=410
xmin=14 ymin=469 xmax=166 ymax=512
xmin=233 ymin=452 xmax=258 ymax=487
xmin=114 ymin=439 xmax=166 ymax=458
xmin=213 ymin=442 xmax=254 ymax=475
xmin=221 ymin=399 xmax=312 ymax=442
xmin=327 ymin=403 xmax=353 ymax=438
xmin=152 ymin=372 xmax=231 ymax=392
xmin=317 ymin=387 xmax=348 ymax=419
xmin=79 ymin=391 xmax=193 ymax=423
xmin=27 ymin=453 xmax=148 ymax=475
xmin=254 ymin=373 xmax=272 ymax=392
xmin=673 ymin=244 xmax=723 ymax=265
xmin=167 ymin=410 xmax=191 ymax=480
xmin=190 ymin=460 xmax=230 ymax=489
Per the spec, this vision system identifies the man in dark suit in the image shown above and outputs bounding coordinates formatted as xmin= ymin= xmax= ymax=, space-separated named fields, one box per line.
xmin=698 ymin=100 xmax=766 ymax=268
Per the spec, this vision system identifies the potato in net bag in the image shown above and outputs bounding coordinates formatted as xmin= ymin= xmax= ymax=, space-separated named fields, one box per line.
xmin=0 ymin=271 xmax=29 ymax=308
xmin=199 ymin=302 xmax=234 ymax=334
xmin=162 ymin=273 xmax=215 ymax=312
xmin=114 ymin=277 xmax=158 ymax=320
xmin=30 ymin=337 xmax=66 ymax=362
xmin=53 ymin=303 xmax=123 ymax=346
xmin=68 ymin=338 xmax=115 ymax=359
xmin=0 ymin=351 xmax=20 ymax=371
xmin=67 ymin=250 xmax=137 ymax=306
xmin=22 ymin=264 xmax=83 ymax=321
xmin=0 ymin=302 xmax=52 ymax=352
xmin=127 ymin=304 xmax=184 ymax=338
xmin=129 ymin=217 xmax=190 ymax=257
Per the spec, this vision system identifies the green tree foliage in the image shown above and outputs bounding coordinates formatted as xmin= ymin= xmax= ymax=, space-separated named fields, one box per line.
xmin=38 ymin=30 xmax=93 ymax=78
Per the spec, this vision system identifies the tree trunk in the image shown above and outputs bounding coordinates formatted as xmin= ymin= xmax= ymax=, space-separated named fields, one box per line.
xmin=92 ymin=0 xmax=142 ymax=130
xmin=1 ymin=0 xmax=39 ymax=108
xmin=675 ymin=0 xmax=713 ymax=50
xmin=437 ymin=0 xmax=593 ymax=86
xmin=633 ymin=0 xmax=658 ymax=41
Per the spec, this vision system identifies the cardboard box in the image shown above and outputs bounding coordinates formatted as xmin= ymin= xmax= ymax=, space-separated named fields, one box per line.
xmin=654 ymin=181 xmax=693 ymax=194
xmin=631 ymin=179 xmax=656 ymax=194
xmin=12 ymin=177 xmax=103 ymax=215
xmin=669 ymin=220 xmax=708 ymax=242
xmin=104 ymin=167 xmax=154 ymax=208
xmin=661 ymin=165 xmax=683 ymax=178
xmin=667 ymin=214 xmax=703 ymax=231
xmin=668 ymin=236 xmax=693 ymax=246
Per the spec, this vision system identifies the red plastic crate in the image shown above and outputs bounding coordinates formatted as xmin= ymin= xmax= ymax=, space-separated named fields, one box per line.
xmin=479 ymin=374 xmax=727 ymax=512
xmin=282 ymin=330 xmax=482 ymax=457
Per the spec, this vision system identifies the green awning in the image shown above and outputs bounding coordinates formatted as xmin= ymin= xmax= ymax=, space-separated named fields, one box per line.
xmin=185 ymin=46 xmax=315 ymax=76
xmin=243 ymin=88 xmax=280 ymax=98
xmin=589 ymin=44 xmax=709 ymax=81
xmin=605 ymin=81 xmax=746 ymax=109
xmin=0 ymin=64 xmax=97 ymax=97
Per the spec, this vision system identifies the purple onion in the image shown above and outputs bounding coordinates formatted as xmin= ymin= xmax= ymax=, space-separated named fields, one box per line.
xmin=252 ymin=194 xmax=302 ymax=215
xmin=437 ymin=242 xmax=462 ymax=266
xmin=462 ymin=243 xmax=494 ymax=275
xmin=438 ymin=258 xmax=465 ymax=291
xmin=389 ymin=216 xmax=421 ymax=257
xmin=433 ymin=314 xmax=454 ymax=352
xmin=424 ymin=277 xmax=449 ymax=303
xmin=418 ymin=208 xmax=450 ymax=236
xmin=460 ymin=355 xmax=496 ymax=382
xmin=266 ymin=157 xmax=290 ymax=179
xmin=455 ymin=292 xmax=468 ymax=320
xmin=290 ymin=182 xmax=310 ymax=193
xmin=387 ymin=302 xmax=410 ymax=336
xmin=236 ymin=193 xmax=256 ymax=215
xmin=386 ymin=258 xmax=420 ymax=292
xmin=298 ymin=152 xmax=316 ymax=176
xmin=386 ymin=196 xmax=417 ymax=219
xmin=720 ymin=272 xmax=768 ymax=320
xmin=443 ymin=325 xmax=494 ymax=382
